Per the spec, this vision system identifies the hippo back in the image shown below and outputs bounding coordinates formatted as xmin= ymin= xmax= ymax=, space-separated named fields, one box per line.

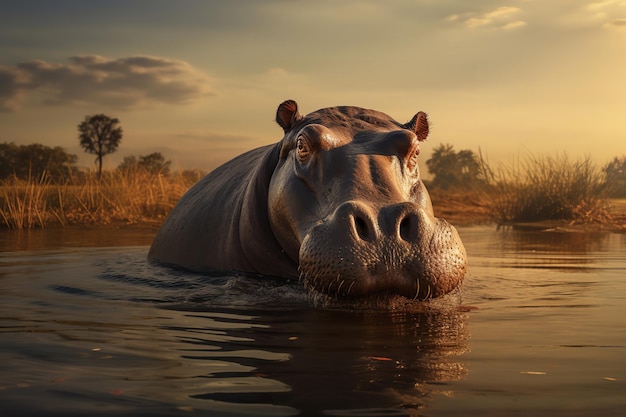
xmin=148 ymin=144 xmax=297 ymax=277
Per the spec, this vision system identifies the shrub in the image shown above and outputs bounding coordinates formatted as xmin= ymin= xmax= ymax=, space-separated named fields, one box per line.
xmin=486 ymin=154 xmax=611 ymax=224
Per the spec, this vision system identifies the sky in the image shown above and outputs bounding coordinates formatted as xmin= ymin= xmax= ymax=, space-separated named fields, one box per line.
xmin=1 ymin=0 xmax=625 ymax=176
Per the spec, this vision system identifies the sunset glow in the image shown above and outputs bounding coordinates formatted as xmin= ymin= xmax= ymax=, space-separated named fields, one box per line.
xmin=1 ymin=1 xmax=625 ymax=173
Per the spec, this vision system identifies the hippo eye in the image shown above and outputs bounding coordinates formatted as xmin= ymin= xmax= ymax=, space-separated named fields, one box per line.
xmin=296 ymin=136 xmax=311 ymax=162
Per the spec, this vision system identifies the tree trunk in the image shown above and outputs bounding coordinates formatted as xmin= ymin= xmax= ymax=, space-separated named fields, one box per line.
xmin=97 ymin=154 xmax=103 ymax=179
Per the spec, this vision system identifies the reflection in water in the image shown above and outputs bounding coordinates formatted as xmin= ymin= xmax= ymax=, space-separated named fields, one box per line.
xmin=450 ymin=226 xmax=626 ymax=417
xmin=0 ymin=227 xmax=156 ymax=252
xmin=181 ymin=308 xmax=469 ymax=415
xmin=462 ymin=225 xmax=615 ymax=270
xmin=498 ymin=226 xmax=610 ymax=254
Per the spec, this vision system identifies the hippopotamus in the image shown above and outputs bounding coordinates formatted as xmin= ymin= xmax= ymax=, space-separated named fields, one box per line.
xmin=148 ymin=100 xmax=467 ymax=300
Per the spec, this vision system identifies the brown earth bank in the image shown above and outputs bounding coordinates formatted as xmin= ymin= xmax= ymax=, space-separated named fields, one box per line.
xmin=430 ymin=190 xmax=626 ymax=233
xmin=428 ymin=189 xmax=493 ymax=226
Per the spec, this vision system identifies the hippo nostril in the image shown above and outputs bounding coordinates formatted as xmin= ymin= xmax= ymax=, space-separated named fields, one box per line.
xmin=354 ymin=215 xmax=371 ymax=241
xmin=399 ymin=212 xmax=419 ymax=242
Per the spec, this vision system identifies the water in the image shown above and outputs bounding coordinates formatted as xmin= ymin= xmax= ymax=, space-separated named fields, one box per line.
xmin=0 ymin=226 xmax=625 ymax=416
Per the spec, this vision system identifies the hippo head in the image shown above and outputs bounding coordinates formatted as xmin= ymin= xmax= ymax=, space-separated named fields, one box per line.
xmin=267 ymin=100 xmax=467 ymax=300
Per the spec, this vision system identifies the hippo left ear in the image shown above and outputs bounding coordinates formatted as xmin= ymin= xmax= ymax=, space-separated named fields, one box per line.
xmin=276 ymin=100 xmax=303 ymax=133
xmin=402 ymin=111 xmax=429 ymax=142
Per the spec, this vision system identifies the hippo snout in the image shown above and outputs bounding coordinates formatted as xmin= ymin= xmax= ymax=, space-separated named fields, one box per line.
xmin=342 ymin=201 xmax=425 ymax=245
xmin=299 ymin=200 xmax=467 ymax=300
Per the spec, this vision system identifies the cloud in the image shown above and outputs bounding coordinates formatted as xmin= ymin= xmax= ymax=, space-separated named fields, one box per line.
xmin=0 ymin=66 xmax=26 ymax=111
xmin=448 ymin=6 xmax=526 ymax=30
xmin=0 ymin=55 xmax=213 ymax=111
xmin=484 ymin=6 xmax=521 ymax=20
xmin=172 ymin=130 xmax=259 ymax=145
xmin=588 ymin=0 xmax=626 ymax=10
xmin=604 ymin=17 xmax=626 ymax=27
xmin=584 ymin=0 xmax=626 ymax=26
xmin=501 ymin=20 xmax=528 ymax=30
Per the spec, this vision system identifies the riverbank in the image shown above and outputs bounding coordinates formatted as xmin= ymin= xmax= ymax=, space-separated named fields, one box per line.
xmin=2 ymin=169 xmax=625 ymax=232
xmin=430 ymin=190 xmax=626 ymax=233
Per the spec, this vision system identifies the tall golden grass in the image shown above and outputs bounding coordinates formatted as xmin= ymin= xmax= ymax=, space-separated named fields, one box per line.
xmin=480 ymin=153 xmax=614 ymax=224
xmin=0 ymin=172 xmax=51 ymax=229
xmin=0 ymin=167 xmax=202 ymax=229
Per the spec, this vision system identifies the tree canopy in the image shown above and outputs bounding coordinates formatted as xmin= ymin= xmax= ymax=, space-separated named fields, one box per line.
xmin=118 ymin=152 xmax=171 ymax=176
xmin=425 ymin=144 xmax=486 ymax=189
xmin=603 ymin=156 xmax=626 ymax=197
xmin=78 ymin=114 xmax=123 ymax=177
xmin=0 ymin=142 xmax=77 ymax=180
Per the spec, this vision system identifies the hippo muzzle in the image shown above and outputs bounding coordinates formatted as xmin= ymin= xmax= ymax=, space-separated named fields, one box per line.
xmin=298 ymin=200 xmax=467 ymax=299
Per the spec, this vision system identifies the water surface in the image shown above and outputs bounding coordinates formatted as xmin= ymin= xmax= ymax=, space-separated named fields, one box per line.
xmin=0 ymin=226 xmax=624 ymax=416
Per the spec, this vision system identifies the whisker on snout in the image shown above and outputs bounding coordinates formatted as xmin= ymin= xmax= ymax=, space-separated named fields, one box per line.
xmin=337 ymin=279 xmax=345 ymax=295
xmin=413 ymin=279 xmax=420 ymax=301
xmin=347 ymin=280 xmax=356 ymax=296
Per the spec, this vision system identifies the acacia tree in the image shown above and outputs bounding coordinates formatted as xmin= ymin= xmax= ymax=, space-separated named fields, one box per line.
xmin=78 ymin=114 xmax=123 ymax=177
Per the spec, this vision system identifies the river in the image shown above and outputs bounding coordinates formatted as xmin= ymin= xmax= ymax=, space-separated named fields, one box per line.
xmin=0 ymin=226 xmax=624 ymax=416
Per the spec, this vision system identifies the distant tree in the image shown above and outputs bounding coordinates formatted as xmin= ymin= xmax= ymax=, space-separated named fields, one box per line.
xmin=603 ymin=156 xmax=626 ymax=197
xmin=78 ymin=114 xmax=123 ymax=178
xmin=0 ymin=142 xmax=77 ymax=180
xmin=0 ymin=142 xmax=19 ymax=179
xmin=117 ymin=155 xmax=138 ymax=172
xmin=179 ymin=168 xmax=206 ymax=186
xmin=117 ymin=152 xmax=171 ymax=176
xmin=139 ymin=152 xmax=171 ymax=175
xmin=426 ymin=143 xmax=485 ymax=189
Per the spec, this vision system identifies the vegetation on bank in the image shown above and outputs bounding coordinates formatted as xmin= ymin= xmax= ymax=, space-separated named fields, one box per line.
xmin=0 ymin=167 xmax=204 ymax=229
xmin=484 ymin=154 xmax=612 ymax=224
xmin=426 ymin=145 xmax=626 ymax=229
xmin=0 ymin=135 xmax=198 ymax=229
xmin=1 ymin=139 xmax=625 ymax=230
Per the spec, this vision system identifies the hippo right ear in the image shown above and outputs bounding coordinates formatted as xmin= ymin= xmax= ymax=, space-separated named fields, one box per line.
xmin=276 ymin=100 xmax=303 ymax=133
xmin=402 ymin=111 xmax=429 ymax=142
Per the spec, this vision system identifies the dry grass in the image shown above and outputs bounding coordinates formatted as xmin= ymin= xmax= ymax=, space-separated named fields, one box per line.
xmin=428 ymin=153 xmax=626 ymax=231
xmin=483 ymin=154 xmax=612 ymax=225
xmin=0 ymin=167 xmax=200 ymax=229
xmin=0 ymin=172 xmax=52 ymax=229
